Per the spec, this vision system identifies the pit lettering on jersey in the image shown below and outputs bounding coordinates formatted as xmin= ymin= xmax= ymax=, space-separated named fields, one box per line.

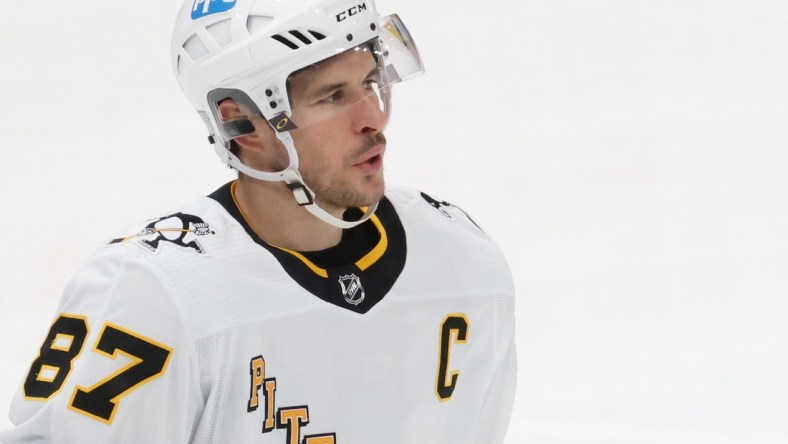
xmin=248 ymin=356 xmax=335 ymax=442
xmin=247 ymin=356 xmax=277 ymax=432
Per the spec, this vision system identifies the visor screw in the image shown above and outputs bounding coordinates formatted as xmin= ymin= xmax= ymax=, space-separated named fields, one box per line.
xmin=265 ymin=89 xmax=273 ymax=97
xmin=370 ymin=23 xmax=376 ymax=31
xmin=269 ymin=101 xmax=278 ymax=109
xmin=346 ymin=33 xmax=353 ymax=41
xmin=207 ymin=135 xmax=215 ymax=144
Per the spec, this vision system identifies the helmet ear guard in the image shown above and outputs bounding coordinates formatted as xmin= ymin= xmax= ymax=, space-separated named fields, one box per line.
xmin=222 ymin=118 xmax=256 ymax=139
xmin=172 ymin=0 xmax=424 ymax=228
xmin=206 ymin=88 xmax=262 ymax=140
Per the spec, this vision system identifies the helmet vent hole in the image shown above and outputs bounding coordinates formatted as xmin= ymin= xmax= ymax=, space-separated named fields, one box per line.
xmin=206 ymin=18 xmax=233 ymax=47
xmin=271 ymin=34 xmax=299 ymax=50
xmin=309 ymin=30 xmax=326 ymax=40
xmin=288 ymin=30 xmax=312 ymax=45
xmin=272 ymin=30 xmax=325 ymax=49
xmin=183 ymin=34 xmax=209 ymax=60
xmin=246 ymin=15 xmax=274 ymax=36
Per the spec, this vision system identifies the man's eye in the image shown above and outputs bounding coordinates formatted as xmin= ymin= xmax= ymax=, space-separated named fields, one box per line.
xmin=319 ymin=90 xmax=344 ymax=104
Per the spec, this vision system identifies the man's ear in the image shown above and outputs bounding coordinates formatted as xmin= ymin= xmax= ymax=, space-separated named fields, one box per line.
xmin=217 ymin=99 xmax=259 ymax=147
xmin=217 ymin=98 xmax=243 ymax=121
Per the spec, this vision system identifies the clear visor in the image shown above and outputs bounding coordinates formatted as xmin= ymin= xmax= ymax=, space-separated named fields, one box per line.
xmin=209 ymin=14 xmax=424 ymax=141
xmin=378 ymin=14 xmax=424 ymax=84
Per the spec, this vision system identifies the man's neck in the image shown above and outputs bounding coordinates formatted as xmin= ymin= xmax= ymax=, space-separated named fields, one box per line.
xmin=233 ymin=176 xmax=343 ymax=251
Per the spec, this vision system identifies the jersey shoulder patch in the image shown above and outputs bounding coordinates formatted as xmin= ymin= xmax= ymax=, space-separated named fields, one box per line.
xmin=385 ymin=185 xmax=486 ymax=233
xmin=106 ymin=211 xmax=217 ymax=255
xmin=418 ymin=191 xmax=484 ymax=232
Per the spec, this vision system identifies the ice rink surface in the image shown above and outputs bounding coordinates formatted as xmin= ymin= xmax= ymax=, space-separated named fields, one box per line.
xmin=2 ymin=0 xmax=788 ymax=442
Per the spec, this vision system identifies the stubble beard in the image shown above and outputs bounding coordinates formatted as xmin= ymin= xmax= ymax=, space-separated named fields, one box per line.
xmin=305 ymin=133 xmax=387 ymax=211
xmin=314 ymin=172 xmax=385 ymax=210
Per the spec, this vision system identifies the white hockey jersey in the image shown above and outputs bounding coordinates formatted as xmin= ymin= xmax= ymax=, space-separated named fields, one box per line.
xmin=1 ymin=182 xmax=516 ymax=443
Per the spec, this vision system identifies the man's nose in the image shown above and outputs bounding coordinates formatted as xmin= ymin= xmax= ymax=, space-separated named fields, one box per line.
xmin=351 ymin=87 xmax=388 ymax=134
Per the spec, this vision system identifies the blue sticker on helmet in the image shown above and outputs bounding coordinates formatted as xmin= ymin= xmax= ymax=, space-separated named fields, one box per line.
xmin=191 ymin=0 xmax=236 ymax=19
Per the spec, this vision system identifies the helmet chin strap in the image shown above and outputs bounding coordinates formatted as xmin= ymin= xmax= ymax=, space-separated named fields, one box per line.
xmin=280 ymin=169 xmax=380 ymax=230
xmin=223 ymin=136 xmax=379 ymax=230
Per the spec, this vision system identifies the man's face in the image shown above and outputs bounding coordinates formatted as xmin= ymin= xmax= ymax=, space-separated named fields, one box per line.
xmin=287 ymin=46 xmax=389 ymax=211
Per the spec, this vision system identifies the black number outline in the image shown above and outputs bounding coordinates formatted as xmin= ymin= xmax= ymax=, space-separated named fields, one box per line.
xmin=23 ymin=314 xmax=89 ymax=401
xmin=68 ymin=322 xmax=173 ymax=424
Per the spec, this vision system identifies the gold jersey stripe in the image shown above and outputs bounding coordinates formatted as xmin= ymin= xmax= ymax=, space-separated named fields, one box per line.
xmin=355 ymin=212 xmax=387 ymax=271
xmin=230 ymin=181 xmax=387 ymax=278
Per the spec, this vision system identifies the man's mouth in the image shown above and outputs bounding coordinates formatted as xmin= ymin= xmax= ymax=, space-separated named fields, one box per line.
xmin=353 ymin=145 xmax=385 ymax=173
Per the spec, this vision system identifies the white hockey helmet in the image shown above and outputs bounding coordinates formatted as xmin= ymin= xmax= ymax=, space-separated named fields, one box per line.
xmin=171 ymin=0 xmax=424 ymax=228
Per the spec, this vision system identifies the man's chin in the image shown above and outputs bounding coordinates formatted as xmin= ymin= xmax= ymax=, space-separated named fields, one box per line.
xmin=315 ymin=183 xmax=384 ymax=212
xmin=364 ymin=179 xmax=386 ymax=206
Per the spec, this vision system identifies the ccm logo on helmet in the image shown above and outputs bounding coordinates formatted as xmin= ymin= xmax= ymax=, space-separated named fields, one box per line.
xmin=336 ymin=3 xmax=368 ymax=22
xmin=191 ymin=0 xmax=236 ymax=19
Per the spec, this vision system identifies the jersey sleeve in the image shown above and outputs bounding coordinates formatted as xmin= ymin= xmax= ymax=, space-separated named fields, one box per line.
xmin=475 ymin=331 xmax=517 ymax=443
xmin=0 ymin=248 xmax=204 ymax=443
xmin=475 ymin=286 xmax=518 ymax=442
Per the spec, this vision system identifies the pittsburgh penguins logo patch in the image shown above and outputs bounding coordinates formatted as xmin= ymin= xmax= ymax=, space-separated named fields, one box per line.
xmin=108 ymin=212 xmax=215 ymax=255
xmin=420 ymin=192 xmax=454 ymax=218
xmin=420 ymin=192 xmax=484 ymax=232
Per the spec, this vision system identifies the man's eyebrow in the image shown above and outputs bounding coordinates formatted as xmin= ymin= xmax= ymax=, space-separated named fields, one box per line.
xmin=310 ymin=81 xmax=347 ymax=99
xmin=305 ymin=67 xmax=379 ymax=99
xmin=365 ymin=66 xmax=378 ymax=78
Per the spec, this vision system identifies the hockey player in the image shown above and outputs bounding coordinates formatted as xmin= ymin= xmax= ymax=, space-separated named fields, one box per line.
xmin=0 ymin=0 xmax=516 ymax=442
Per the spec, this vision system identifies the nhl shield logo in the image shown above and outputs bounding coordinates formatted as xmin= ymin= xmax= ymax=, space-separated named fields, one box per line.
xmin=338 ymin=274 xmax=366 ymax=305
